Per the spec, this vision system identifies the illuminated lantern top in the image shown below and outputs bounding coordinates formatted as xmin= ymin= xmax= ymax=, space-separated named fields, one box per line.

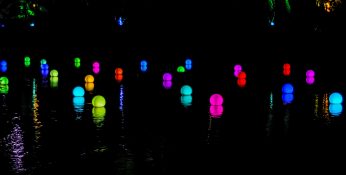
xmin=177 ymin=66 xmax=185 ymax=73
xmin=93 ymin=62 xmax=100 ymax=68
xmin=163 ymin=73 xmax=172 ymax=81
xmin=283 ymin=63 xmax=290 ymax=70
xmin=115 ymin=68 xmax=123 ymax=75
xmin=73 ymin=86 xmax=85 ymax=97
xmin=85 ymin=75 xmax=94 ymax=83
xmin=282 ymin=83 xmax=294 ymax=94
xmin=180 ymin=85 xmax=192 ymax=95
xmin=185 ymin=59 xmax=192 ymax=65
xmin=140 ymin=60 xmax=147 ymax=66
xmin=50 ymin=69 xmax=58 ymax=77
xmin=234 ymin=64 xmax=242 ymax=72
xmin=24 ymin=56 xmax=30 ymax=62
xmin=306 ymin=70 xmax=315 ymax=77
xmin=74 ymin=57 xmax=81 ymax=63
xmin=0 ymin=60 xmax=7 ymax=66
xmin=238 ymin=71 xmax=246 ymax=79
xmin=0 ymin=77 xmax=9 ymax=85
xmin=210 ymin=94 xmax=224 ymax=106
xmin=329 ymin=92 xmax=343 ymax=104
xmin=40 ymin=59 xmax=47 ymax=65
xmin=92 ymin=95 xmax=106 ymax=107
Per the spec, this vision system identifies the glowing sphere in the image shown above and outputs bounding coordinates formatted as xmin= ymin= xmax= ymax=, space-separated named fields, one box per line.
xmin=185 ymin=59 xmax=192 ymax=65
xmin=163 ymin=80 xmax=172 ymax=89
xmin=41 ymin=69 xmax=49 ymax=77
xmin=210 ymin=94 xmax=224 ymax=106
xmin=329 ymin=104 xmax=343 ymax=117
xmin=92 ymin=61 xmax=100 ymax=68
xmin=181 ymin=95 xmax=192 ymax=107
xmin=283 ymin=63 xmax=291 ymax=70
xmin=141 ymin=65 xmax=147 ymax=72
xmin=163 ymin=73 xmax=172 ymax=81
xmin=306 ymin=77 xmax=315 ymax=85
xmin=73 ymin=86 xmax=85 ymax=97
xmin=74 ymin=57 xmax=81 ymax=63
xmin=270 ymin=21 xmax=275 ymax=26
xmin=85 ymin=75 xmax=94 ymax=83
xmin=40 ymin=59 xmax=47 ymax=65
xmin=74 ymin=62 xmax=81 ymax=68
xmin=306 ymin=70 xmax=315 ymax=77
xmin=25 ymin=61 xmax=30 ymax=67
xmin=0 ymin=76 xmax=9 ymax=85
xmin=0 ymin=66 xmax=6 ymax=73
xmin=177 ymin=66 xmax=185 ymax=73
xmin=50 ymin=77 xmax=59 ymax=88
xmin=329 ymin=92 xmax=343 ymax=104
xmin=238 ymin=71 xmax=246 ymax=79
xmin=115 ymin=74 xmax=123 ymax=82
xmin=115 ymin=68 xmax=123 ymax=75
xmin=24 ymin=57 xmax=30 ymax=62
xmin=50 ymin=69 xmax=58 ymax=77
xmin=180 ymin=85 xmax=192 ymax=95
xmin=0 ymin=60 xmax=7 ymax=66
xmin=282 ymin=93 xmax=294 ymax=104
xmin=92 ymin=95 xmax=106 ymax=107
xmin=140 ymin=60 xmax=147 ymax=66
xmin=93 ymin=67 xmax=100 ymax=74
xmin=185 ymin=64 xmax=192 ymax=70
xmin=237 ymin=78 xmax=246 ymax=88
xmin=283 ymin=69 xmax=291 ymax=76
xmin=209 ymin=105 xmax=224 ymax=119
xmin=41 ymin=64 xmax=49 ymax=70
xmin=0 ymin=85 xmax=9 ymax=94
xmin=92 ymin=107 xmax=106 ymax=127
xmin=85 ymin=83 xmax=94 ymax=92
xmin=73 ymin=96 xmax=85 ymax=105
xmin=282 ymin=83 xmax=294 ymax=94
xmin=234 ymin=64 xmax=242 ymax=72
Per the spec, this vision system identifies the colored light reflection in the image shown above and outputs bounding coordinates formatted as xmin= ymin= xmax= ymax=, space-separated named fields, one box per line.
xmin=73 ymin=97 xmax=85 ymax=120
xmin=185 ymin=64 xmax=192 ymax=70
xmin=282 ymin=83 xmax=294 ymax=93
xmin=115 ymin=68 xmax=123 ymax=75
xmin=329 ymin=92 xmax=343 ymax=104
xmin=92 ymin=107 xmax=106 ymax=128
xmin=177 ymin=66 xmax=185 ymax=73
xmin=180 ymin=85 xmax=192 ymax=95
xmin=234 ymin=64 xmax=242 ymax=72
xmin=210 ymin=94 xmax=224 ymax=106
xmin=306 ymin=70 xmax=315 ymax=77
xmin=283 ymin=69 xmax=291 ymax=76
xmin=209 ymin=105 xmax=224 ymax=119
xmin=140 ymin=60 xmax=147 ymax=66
xmin=282 ymin=93 xmax=294 ymax=105
xmin=306 ymin=77 xmax=315 ymax=85
xmin=141 ymin=65 xmax=147 ymax=72
xmin=92 ymin=95 xmax=106 ymax=107
xmin=41 ymin=64 xmax=49 ymax=70
xmin=181 ymin=95 xmax=192 ymax=107
xmin=74 ymin=62 xmax=81 ymax=68
xmin=50 ymin=77 xmax=58 ymax=88
xmin=329 ymin=103 xmax=343 ymax=117
xmin=237 ymin=78 xmax=246 ymax=88
xmin=40 ymin=59 xmax=47 ymax=65
xmin=74 ymin=57 xmax=81 ymax=63
xmin=24 ymin=57 xmax=30 ymax=62
xmin=93 ymin=67 xmax=100 ymax=74
xmin=73 ymin=86 xmax=85 ymax=97
xmin=41 ymin=69 xmax=49 ymax=78
xmin=85 ymin=83 xmax=94 ymax=92
xmin=0 ymin=85 xmax=9 ymax=94
xmin=283 ymin=63 xmax=291 ymax=70
xmin=115 ymin=74 xmax=123 ymax=82
xmin=163 ymin=73 xmax=172 ymax=81
xmin=73 ymin=96 xmax=85 ymax=105
xmin=238 ymin=71 xmax=246 ymax=79
xmin=185 ymin=58 xmax=192 ymax=65
xmin=85 ymin=75 xmax=94 ymax=83
xmin=1 ymin=66 xmax=7 ymax=72
xmin=1 ymin=60 xmax=7 ymax=66
xmin=0 ymin=76 xmax=9 ymax=85
xmin=25 ymin=61 xmax=30 ymax=67
xmin=163 ymin=80 xmax=172 ymax=89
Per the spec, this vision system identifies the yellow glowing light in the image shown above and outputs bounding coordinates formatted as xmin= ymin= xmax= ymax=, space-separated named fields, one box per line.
xmin=85 ymin=75 xmax=94 ymax=83
xmin=316 ymin=0 xmax=342 ymax=13
xmin=85 ymin=83 xmax=94 ymax=92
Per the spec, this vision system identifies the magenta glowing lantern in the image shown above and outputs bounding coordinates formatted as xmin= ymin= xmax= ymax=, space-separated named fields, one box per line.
xmin=163 ymin=73 xmax=172 ymax=81
xmin=209 ymin=105 xmax=224 ymax=119
xmin=306 ymin=77 xmax=315 ymax=85
xmin=306 ymin=70 xmax=315 ymax=77
xmin=210 ymin=94 xmax=224 ymax=106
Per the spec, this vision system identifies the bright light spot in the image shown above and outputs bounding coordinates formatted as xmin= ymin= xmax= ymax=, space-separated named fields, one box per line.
xmin=329 ymin=103 xmax=343 ymax=117
xmin=93 ymin=67 xmax=100 ymax=74
xmin=50 ymin=69 xmax=58 ymax=77
xmin=93 ymin=62 xmax=100 ymax=68
xmin=180 ymin=85 xmax=192 ymax=95
xmin=163 ymin=73 xmax=172 ymax=81
xmin=283 ymin=63 xmax=291 ymax=70
xmin=30 ymin=22 xmax=35 ymax=27
xmin=73 ymin=86 xmax=85 ymax=97
xmin=115 ymin=68 xmax=123 ymax=75
xmin=75 ymin=62 xmax=81 ymax=68
xmin=0 ymin=60 xmax=7 ymax=66
xmin=85 ymin=83 xmax=94 ymax=92
xmin=41 ymin=64 xmax=49 ymax=70
xmin=329 ymin=92 xmax=343 ymax=104
xmin=234 ymin=64 xmax=242 ymax=72
xmin=238 ymin=71 xmax=246 ymax=79
xmin=210 ymin=94 xmax=224 ymax=106
xmin=210 ymin=105 xmax=224 ymax=119
xmin=185 ymin=64 xmax=192 ymax=70
xmin=163 ymin=80 xmax=172 ymax=89
xmin=282 ymin=93 xmax=294 ymax=105
xmin=181 ymin=95 xmax=192 ymax=107
xmin=140 ymin=60 xmax=147 ymax=66
xmin=40 ymin=59 xmax=47 ymax=65
xmin=282 ymin=83 xmax=294 ymax=93
xmin=74 ymin=57 xmax=81 ymax=63
xmin=177 ymin=66 xmax=185 ymax=73
xmin=306 ymin=77 xmax=315 ymax=85
xmin=306 ymin=70 xmax=315 ymax=77
xmin=237 ymin=78 xmax=246 ymax=88
xmin=115 ymin=74 xmax=123 ymax=82
xmin=270 ymin=21 xmax=275 ymax=26
xmin=50 ymin=77 xmax=58 ymax=88
xmin=85 ymin=75 xmax=94 ymax=83
xmin=141 ymin=65 xmax=147 ymax=72
xmin=92 ymin=107 xmax=106 ymax=127
xmin=73 ymin=96 xmax=85 ymax=105
xmin=92 ymin=95 xmax=106 ymax=107
xmin=0 ymin=85 xmax=9 ymax=94
xmin=283 ymin=69 xmax=291 ymax=76
xmin=0 ymin=66 xmax=7 ymax=73
xmin=41 ymin=69 xmax=49 ymax=77
xmin=185 ymin=58 xmax=192 ymax=65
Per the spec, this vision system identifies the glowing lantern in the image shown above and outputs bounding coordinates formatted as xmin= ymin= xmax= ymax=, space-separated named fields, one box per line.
xmin=282 ymin=93 xmax=294 ymax=105
xmin=163 ymin=73 xmax=172 ymax=81
xmin=180 ymin=85 xmax=192 ymax=96
xmin=209 ymin=105 xmax=224 ymax=119
xmin=140 ymin=60 xmax=147 ymax=66
xmin=283 ymin=63 xmax=290 ymax=70
xmin=92 ymin=107 xmax=106 ymax=127
xmin=283 ymin=69 xmax=291 ymax=76
xmin=85 ymin=83 xmax=94 ymax=92
xmin=210 ymin=94 xmax=224 ymax=106
xmin=115 ymin=68 xmax=123 ymax=75
xmin=185 ymin=58 xmax=192 ymax=65
xmin=0 ymin=77 xmax=9 ymax=85
xmin=329 ymin=104 xmax=343 ymax=117
xmin=41 ymin=64 xmax=49 ymax=70
xmin=163 ymin=80 xmax=172 ymax=89
xmin=0 ymin=66 xmax=6 ymax=73
xmin=24 ymin=57 xmax=30 ymax=67
xmin=329 ymin=92 xmax=343 ymax=104
xmin=73 ymin=86 xmax=85 ymax=97
xmin=92 ymin=61 xmax=100 ymax=68
xmin=177 ymin=66 xmax=185 ymax=73
xmin=92 ymin=95 xmax=106 ymax=107
xmin=0 ymin=60 xmax=7 ymax=67
xmin=41 ymin=69 xmax=49 ymax=77
xmin=85 ymin=75 xmax=94 ymax=83
xmin=185 ymin=64 xmax=192 ymax=70
xmin=73 ymin=97 xmax=85 ymax=106
xmin=306 ymin=70 xmax=315 ymax=77
xmin=50 ymin=77 xmax=59 ymax=88
xmin=0 ymin=85 xmax=9 ymax=94
xmin=282 ymin=83 xmax=294 ymax=93
xmin=115 ymin=74 xmax=123 ymax=82
xmin=40 ymin=59 xmax=47 ymax=65
xmin=74 ymin=62 xmax=81 ymax=68
xmin=181 ymin=95 xmax=192 ymax=107
xmin=50 ymin=69 xmax=58 ymax=77
xmin=237 ymin=78 xmax=246 ymax=88
xmin=141 ymin=65 xmax=147 ymax=72
xmin=234 ymin=64 xmax=242 ymax=72
xmin=74 ymin=57 xmax=81 ymax=63
xmin=93 ymin=67 xmax=100 ymax=74
xmin=238 ymin=71 xmax=246 ymax=79
xmin=306 ymin=77 xmax=315 ymax=85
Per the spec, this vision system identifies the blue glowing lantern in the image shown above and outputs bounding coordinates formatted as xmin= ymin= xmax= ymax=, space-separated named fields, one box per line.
xmin=0 ymin=60 xmax=7 ymax=67
xmin=141 ymin=65 xmax=147 ymax=72
xmin=329 ymin=104 xmax=343 ymax=117
xmin=0 ymin=66 xmax=7 ymax=73
xmin=140 ymin=60 xmax=147 ymax=66
xmin=282 ymin=83 xmax=294 ymax=94
xmin=282 ymin=93 xmax=294 ymax=105
xmin=41 ymin=64 xmax=49 ymax=70
xmin=180 ymin=85 xmax=192 ymax=96
xmin=73 ymin=86 xmax=85 ymax=97
xmin=185 ymin=59 xmax=192 ymax=65
xmin=329 ymin=92 xmax=343 ymax=104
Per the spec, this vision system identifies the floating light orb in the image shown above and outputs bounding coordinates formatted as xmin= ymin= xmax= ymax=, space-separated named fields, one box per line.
xmin=92 ymin=95 xmax=106 ymax=107
xmin=329 ymin=92 xmax=343 ymax=104
xmin=180 ymin=85 xmax=192 ymax=95
xmin=85 ymin=75 xmax=94 ymax=83
xmin=237 ymin=78 xmax=246 ymax=88
xmin=185 ymin=58 xmax=192 ymax=65
xmin=306 ymin=77 xmax=315 ymax=85
xmin=25 ymin=61 xmax=30 ymax=67
xmin=238 ymin=71 xmax=246 ymax=79
xmin=73 ymin=96 xmax=85 ymax=106
xmin=306 ymin=70 xmax=315 ymax=77
xmin=234 ymin=64 xmax=242 ymax=72
xmin=0 ymin=60 xmax=7 ymax=67
xmin=162 ymin=80 xmax=172 ymax=89
xmin=74 ymin=57 xmax=81 ymax=63
xmin=74 ymin=62 xmax=81 ymax=68
xmin=210 ymin=94 xmax=224 ymax=106
xmin=140 ymin=60 xmax=147 ymax=66
xmin=41 ymin=64 xmax=49 ymax=70
xmin=73 ymin=86 xmax=85 ymax=97
xmin=163 ymin=73 xmax=172 ymax=81
xmin=41 ymin=69 xmax=49 ymax=77
xmin=282 ymin=93 xmax=294 ymax=105
xmin=283 ymin=69 xmax=291 ymax=76
xmin=115 ymin=74 xmax=123 ymax=82
xmin=0 ymin=85 xmax=9 ymax=94
xmin=115 ymin=68 xmax=123 ymax=75
xmin=329 ymin=103 xmax=343 ymax=117
xmin=92 ymin=61 xmax=100 ymax=68
xmin=85 ymin=83 xmax=94 ymax=92
xmin=209 ymin=105 xmax=224 ymax=119
xmin=50 ymin=77 xmax=58 ymax=88
xmin=40 ymin=59 xmax=47 ymax=65
xmin=24 ymin=57 xmax=30 ymax=62
xmin=282 ymin=83 xmax=294 ymax=93
xmin=181 ymin=95 xmax=192 ymax=107
xmin=92 ymin=107 xmax=106 ymax=127
xmin=50 ymin=69 xmax=58 ymax=77
xmin=177 ymin=66 xmax=185 ymax=73
xmin=0 ymin=66 xmax=6 ymax=73
xmin=185 ymin=64 xmax=192 ymax=70
xmin=93 ymin=67 xmax=100 ymax=74
xmin=141 ymin=65 xmax=147 ymax=72
xmin=0 ymin=77 xmax=9 ymax=85
xmin=283 ymin=63 xmax=291 ymax=70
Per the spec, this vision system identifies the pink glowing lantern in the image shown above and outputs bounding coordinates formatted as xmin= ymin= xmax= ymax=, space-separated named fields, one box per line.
xmin=306 ymin=77 xmax=315 ymax=85
xmin=209 ymin=105 xmax=224 ymax=119
xmin=163 ymin=80 xmax=172 ymax=89
xmin=306 ymin=70 xmax=315 ymax=77
xmin=234 ymin=64 xmax=242 ymax=72
xmin=93 ymin=61 xmax=100 ymax=68
xmin=93 ymin=67 xmax=100 ymax=74
xmin=163 ymin=73 xmax=172 ymax=81
xmin=210 ymin=94 xmax=224 ymax=106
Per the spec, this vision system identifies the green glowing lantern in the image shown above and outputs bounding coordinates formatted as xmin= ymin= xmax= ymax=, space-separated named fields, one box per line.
xmin=50 ymin=77 xmax=58 ymax=88
xmin=74 ymin=62 xmax=81 ymax=68
xmin=0 ymin=85 xmax=9 ymax=94
xmin=92 ymin=95 xmax=106 ymax=107
xmin=0 ymin=77 xmax=9 ymax=85
xmin=74 ymin=57 xmax=81 ymax=63
xmin=177 ymin=66 xmax=185 ymax=73
xmin=50 ymin=69 xmax=58 ymax=77
xmin=92 ymin=107 xmax=106 ymax=127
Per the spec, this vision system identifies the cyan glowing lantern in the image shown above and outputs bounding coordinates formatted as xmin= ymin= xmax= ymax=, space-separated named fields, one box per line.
xmin=185 ymin=58 xmax=192 ymax=65
xmin=140 ymin=65 xmax=147 ymax=72
xmin=234 ymin=64 xmax=242 ymax=72
xmin=329 ymin=104 xmax=343 ymax=117
xmin=306 ymin=70 xmax=315 ymax=77
xmin=282 ymin=83 xmax=294 ymax=93
xmin=85 ymin=83 xmax=94 ymax=92
xmin=237 ymin=78 xmax=246 ymax=88
xmin=283 ymin=63 xmax=291 ymax=70
xmin=115 ymin=74 xmax=123 ymax=82
xmin=50 ymin=69 xmax=58 ymax=77
xmin=185 ymin=64 xmax=192 ymax=70
xmin=73 ymin=96 xmax=85 ymax=105
xmin=50 ymin=77 xmax=58 ymax=88
xmin=92 ymin=107 xmax=106 ymax=127
xmin=92 ymin=61 xmax=100 ymax=68
xmin=282 ymin=93 xmax=294 ymax=105
xmin=209 ymin=105 xmax=224 ymax=119
xmin=93 ymin=67 xmax=100 ymax=74
xmin=163 ymin=73 xmax=172 ymax=81
xmin=74 ymin=57 xmax=81 ymax=63
xmin=73 ymin=86 xmax=85 ymax=97
xmin=0 ymin=66 xmax=6 ymax=73
xmin=0 ymin=76 xmax=9 ymax=85
xmin=306 ymin=77 xmax=315 ymax=85
xmin=210 ymin=94 xmax=224 ymax=106
xmin=85 ymin=75 xmax=94 ymax=83
xmin=115 ymin=68 xmax=123 ymax=75
xmin=74 ymin=62 xmax=81 ymax=68
xmin=40 ymin=59 xmax=47 ymax=65
xmin=0 ymin=85 xmax=9 ymax=94
xmin=41 ymin=63 xmax=49 ymax=70
xmin=181 ymin=95 xmax=192 ymax=107
xmin=92 ymin=95 xmax=106 ymax=107
xmin=180 ymin=85 xmax=192 ymax=95
xmin=177 ymin=66 xmax=185 ymax=73
xmin=140 ymin=60 xmax=147 ymax=66
xmin=0 ymin=60 xmax=7 ymax=67
xmin=283 ymin=69 xmax=291 ymax=76
xmin=163 ymin=80 xmax=172 ymax=89
xmin=238 ymin=71 xmax=246 ymax=79
xmin=329 ymin=92 xmax=343 ymax=104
